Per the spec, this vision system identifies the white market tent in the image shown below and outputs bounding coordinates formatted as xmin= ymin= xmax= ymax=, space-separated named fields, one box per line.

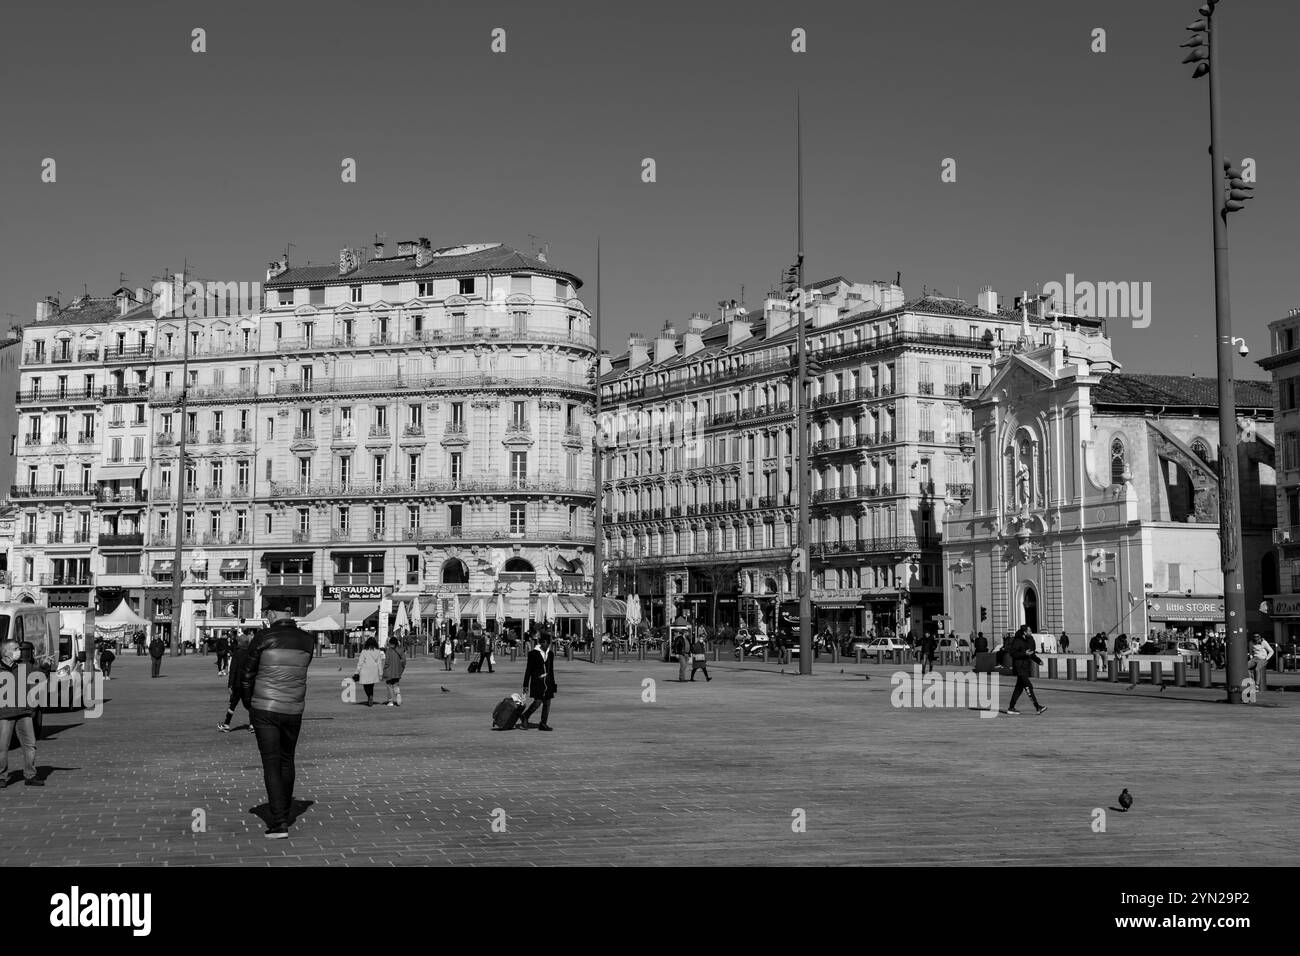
xmin=96 ymin=599 xmax=150 ymax=630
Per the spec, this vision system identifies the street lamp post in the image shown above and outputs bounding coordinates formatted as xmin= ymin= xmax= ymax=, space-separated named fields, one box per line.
xmin=793 ymin=93 xmax=813 ymax=675
xmin=1183 ymin=1 xmax=1253 ymax=702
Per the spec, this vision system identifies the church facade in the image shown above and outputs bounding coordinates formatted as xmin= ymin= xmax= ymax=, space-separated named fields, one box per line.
xmin=941 ymin=321 xmax=1275 ymax=645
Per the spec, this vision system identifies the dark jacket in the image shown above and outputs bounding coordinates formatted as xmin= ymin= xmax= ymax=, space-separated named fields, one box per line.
xmin=215 ymin=636 xmax=230 ymax=655
xmin=148 ymin=638 xmax=165 ymax=659
xmin=973 ymin=636 xmax=989 ymax=654
xmin=523 ymin=644 xmax=558 ymax=700
xmin=383 ymin=642 xmax=406 ymax=681
xmin=240 ymin=620 xmax=314 ymax=715
xmin=0 ymin=659 xmax=35 ymax=719
xmin=921 ymin=634 xmax=938 ymax=658
xmin=1009 ymin=633 xmax=1039 ymax=678
xmin=227 ymin=639 xmax=251 ymax=692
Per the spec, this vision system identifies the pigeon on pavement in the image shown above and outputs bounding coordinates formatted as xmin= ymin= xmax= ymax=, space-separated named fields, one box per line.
xmin=1118 ymin=788 xmax=1133 ymax=811
xmin=440 ymin=686 xmax=450 ymax=693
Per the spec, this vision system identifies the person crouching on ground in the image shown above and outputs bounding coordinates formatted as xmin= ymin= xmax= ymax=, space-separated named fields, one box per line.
xmin=383 ymin=637 xmax=406 ymax=706
xmin=520 ymin=631 xmax=558 ymax=731
xmin=240 ymin=609 xmax=315 ymax=839
xmin=353 ymin=637 xmax=383 ymax=707
xmin=1006 ymin=625 xmax=1046 ymax=716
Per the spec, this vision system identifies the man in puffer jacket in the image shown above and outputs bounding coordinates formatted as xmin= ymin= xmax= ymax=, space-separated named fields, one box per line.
xmin=240 ymin=609 xmax=315 ymax=838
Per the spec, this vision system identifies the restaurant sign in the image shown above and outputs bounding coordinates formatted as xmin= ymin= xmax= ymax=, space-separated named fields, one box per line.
xmin=324 ymin=584 xmax=386 ymax=600
xmin=1146 ymin=597 xmax=1225 ymax=621
xmin=1267 ymin=595 xmax=1300 ymax=618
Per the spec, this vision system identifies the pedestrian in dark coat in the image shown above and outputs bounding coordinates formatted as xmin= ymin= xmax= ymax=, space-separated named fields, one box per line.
xmin=219 ymin=632 xmax=256 ymax=733
xmin=383 ymin=640 xmax=406 ymax=706
xmin=520 ymin=631 xmax=558 ymax=731
xmin=1006 ymin=626 xmax=1045 ymax=715
xmin=149 ymin=636 xmax=166 ymax=677
xmin=921 ymin=632 xmax=938 ymax=674
xmin=98 ymin=642 xmax=116 ymax=679
xmin=215 ymin=634 xmax=231 ymax=676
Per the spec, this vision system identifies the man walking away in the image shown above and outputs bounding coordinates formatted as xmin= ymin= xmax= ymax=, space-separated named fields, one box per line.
xmin=1006 ymin=626 xmax=1046 ymax=716
xmin=921 ymin=631 xmax=938 ymax=675
xmin=149 ymin=635 xmax=166 ymax=677
xmin=0 ymin=640 xmax=43 ymax=787
xmin=241 ymin=609 xmax=315 ymax=838
xmin=383 ymin=638 xmax=406 ymax=706
xmin=674 ymin=630 xmax=689 ymax=682
xmin=520 ymin=630 xmax=558 ymax=731
xmin=689 ymin=632 xmax=712 ymax=682
xmin=1059 ymin=632 xmax=1070 ymax=654
xmin=219 ymin=631 xmax=256 ymax=733
xmin=215 ymin=634 xmax=231 ymax=676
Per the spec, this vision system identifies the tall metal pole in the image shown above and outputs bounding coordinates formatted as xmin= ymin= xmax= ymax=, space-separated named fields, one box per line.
xmin=795 ymin=93 xmax=813 ymax=675
xmin=592 ymin=240 xmax=604 ymax=663
xmin=1205 ymin=13 xmax=1248 ymax=701
xmin=169 ymin=264 xmax=191 ymax=656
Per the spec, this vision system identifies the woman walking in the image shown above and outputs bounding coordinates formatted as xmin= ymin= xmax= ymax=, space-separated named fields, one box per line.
xmin=353 ymin=637 xmax=384 ymax=707
xmin=383 ymin=638 xmax=406 ymax=706
xmin=442 ymin=629 xmax=454 ymax=671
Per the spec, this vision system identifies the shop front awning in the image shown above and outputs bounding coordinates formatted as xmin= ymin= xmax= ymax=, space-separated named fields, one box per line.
xmin=98 ymin=465 xmax=145 ymax=482
xmin=220 ymin=558 xmax=248 ymax=573
xmin=343 ymin=600 xmax=380 ymax=626
xmin=263 ymin=552 xmax=311 ymax=562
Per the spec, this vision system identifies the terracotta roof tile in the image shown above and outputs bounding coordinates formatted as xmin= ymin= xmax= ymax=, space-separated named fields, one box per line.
xmin=1093 ymin=373 xmax=1272 ymax=409
xmin=265 ymin=243 xmax=581 ymax=289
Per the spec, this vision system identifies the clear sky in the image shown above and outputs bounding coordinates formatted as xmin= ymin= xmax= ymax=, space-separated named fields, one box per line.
xmin=1 ymin=0 xmax=1296 ymax=377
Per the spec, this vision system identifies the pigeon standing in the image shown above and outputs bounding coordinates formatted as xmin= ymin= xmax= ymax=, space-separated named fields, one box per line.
xmin=1118 ymin=788 xmax=1133 ymax=812
xmin=440 ymin=686 xmax=450 ymax=693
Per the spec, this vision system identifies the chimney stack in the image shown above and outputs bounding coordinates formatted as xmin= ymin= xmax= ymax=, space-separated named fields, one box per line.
xmin=372 ymin=237 xmax=386 ymax=259
xmin=339 ymin=246 xmax=360 ymax=276
xmin=415 ymin=237 xmax=434 ymax=268
xmin=396 ymin=240 xmax=416 ymax=257
xmin=655 ymin=323 xmax=678 ymax=364
xmin=266 ymin=256 xmax=288 ymax=281
xmin=977 ymin=286 xmax=998 ymax=314
xmin=34 ymin=296 xmax=58 ymax=323
xmin=628 ymin=334 xmax=650 ymax=370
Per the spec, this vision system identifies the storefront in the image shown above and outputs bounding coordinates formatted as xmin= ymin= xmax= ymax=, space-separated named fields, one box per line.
xmin=1145 ymin=595 xmax=1225 ymax=639
xmin=262 ymin=552 xmax=315 ymax=616
xmin=1265 ymin=595 xmax=1300 ymax=648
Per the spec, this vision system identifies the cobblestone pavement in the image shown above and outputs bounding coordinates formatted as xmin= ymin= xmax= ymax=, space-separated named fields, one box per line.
xmin=4 ymin=649 xmax=1297 ymax=865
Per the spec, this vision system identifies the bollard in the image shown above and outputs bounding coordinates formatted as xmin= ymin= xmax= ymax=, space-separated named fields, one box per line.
xmin=855 ymin=648 xmax=862 ymax=664
xmin=511 ymin=647 xmax=517 ymax=663
xmin=1066 ymin=658 xmax=1078 ymax=681
xmin=1086 ymin=659 xmax=1097 ymax=682
xmin=1258 ymin=666 xmax=1268 ymax=692
xmin=1199 ymin=660 xmax=1212 ymax=688
xmin=1150 ymin=661 xmax=1163 ymax=687
xmin=1128 ymin=661 xmax=1139 ymax=686
xmin=1173 ymin=660 xmax=1186 ymax=687
xmin=713 ymin=645 xmax=720 ymax=662
xmin=763 ymin=648 xmax=769 ymax=663
xmin=831 ymin=645 xmax=839 ymax=664
xmin=1031 ymin=662 xmax=1040 ymax=679
xmin=1047 ymin=658 xmax=1059 ymax=680
xmin=1107 ymin=659 xmax=1117 ymax=682
xmin=893 ymin=648 xmax=902 ymax=665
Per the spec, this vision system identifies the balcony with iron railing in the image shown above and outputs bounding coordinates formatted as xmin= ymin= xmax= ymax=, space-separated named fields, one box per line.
xmin=918 ymin=429 xmax=935 ymax=443
xmin=98 ymin=532 xmax=145 ymax=547
xmin=233 ymin=428 xmax=253 ymax=443
xmin=156 ymin=432 xmax=176 ymax=446
xmin=37 ymin=572 xmax=95 ymax=587
xmin=96 ymin=487 xmax=146 ymax=503
xmin=813 ymin=535 xmax=934 ymax=557
xmin=19 ymin=532 xmax=37 ymax=544
xmin=208 ymin=430 xmax=226 ymax=445
xmin=367 ymin=425 xmax=391 ymax=440
xmin=101 ymin=384 xmax=150 ymax=400
xmin=401 ymin=423 xmax=426 ymax=439
xmin=266 ymin=476 xmax=596 ymax=499
xmin=918 ymin=382 xmax=935 ymax=395
xmin=292 ymin=428 xmax=316 ymax=443
xmin=947 ymin=482 xmax=973 ymax=500
xmin=77 ymin=432 xmax=96 ymax=444
xmin=104 ymin=346 xmax=154 ymax=363
xmin=957 ymin=431 xmax=975 ymax=449
xmin=272 ymin=370 xmax=588 ymax=399
xmin=22 ymin=435 xmax=41 ymax=446
xmin=9 ymin=484 xmax=94 ymax=499
xmin=292 ymin=529 xmax=312 ymax=543
xmin=147 ymin=382 xmax=258 ymax=405
xmin=944 ymin=383 xmax=974 ymax=397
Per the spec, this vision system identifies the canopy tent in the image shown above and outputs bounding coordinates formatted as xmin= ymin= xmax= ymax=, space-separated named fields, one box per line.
xmin=394 ymin=600 xmax=410 ymax=633
xmin=96 ymin=598 xmax=150 ymax=630
xmin=553 ymin=596 xmax=627 ymax=619
xmin=495 ymin=593 xmax=506 ymax=625
xmin=299 ymin=614 xmax=344 ymax=633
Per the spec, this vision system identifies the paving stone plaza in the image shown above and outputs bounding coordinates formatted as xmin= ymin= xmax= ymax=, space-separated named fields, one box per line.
xmin=6 ymin=649 xmax=1297 ymax=866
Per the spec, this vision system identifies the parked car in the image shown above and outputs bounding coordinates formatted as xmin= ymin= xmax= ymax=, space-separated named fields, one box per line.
xmin=937 ymin=637 xmax=972 ymax=652
xmin=856 ymin=637 xmax=910 ymax=655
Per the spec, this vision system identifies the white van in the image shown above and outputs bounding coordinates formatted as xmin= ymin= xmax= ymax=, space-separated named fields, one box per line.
xmin=0 ymin=602 xmax=61 ymax=667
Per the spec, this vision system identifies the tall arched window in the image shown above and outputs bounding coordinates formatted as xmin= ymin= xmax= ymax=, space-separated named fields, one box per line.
xmin=1110 ymin=437 xmax=1127 ymax=485
xmin=1191 ymin=438 xmax=1211 ymax=462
